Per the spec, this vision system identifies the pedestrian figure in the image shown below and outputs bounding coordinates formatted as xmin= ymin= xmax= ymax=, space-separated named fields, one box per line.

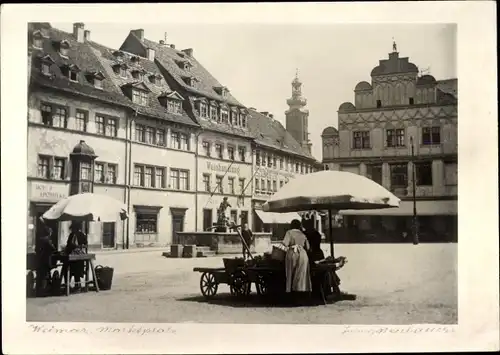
xmin=282 ymin=219 xmax=312 ymax=305
xmin=241 ymin=223 xmax=253 ymax=260
xmin=64 ymin=221 xmax=88 ymax=291
xmin=35 ymin=224 xmax=56 ymax=297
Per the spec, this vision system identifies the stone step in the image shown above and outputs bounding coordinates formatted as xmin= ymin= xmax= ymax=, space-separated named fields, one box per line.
xmin=197 ymin=250 xmax=216 ymax=257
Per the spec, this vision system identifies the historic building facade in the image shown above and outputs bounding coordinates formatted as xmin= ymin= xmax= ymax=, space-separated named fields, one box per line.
xmin=322 ymin=45 xmax=458 ymax=243
xmin=27 ymin=23 xmax=322 ymax=250
xmin=119 ymin=30 xmax=255 ymax=234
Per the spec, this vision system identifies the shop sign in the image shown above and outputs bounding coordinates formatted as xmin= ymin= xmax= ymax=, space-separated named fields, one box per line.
xmin=32 ymin=182 xmax=68 ymax=202
xmin=206 ymin=161 xmax=240 ymax=175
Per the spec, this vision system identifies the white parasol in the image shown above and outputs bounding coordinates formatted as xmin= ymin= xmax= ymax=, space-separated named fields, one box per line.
xmin=262 ymin=170 xmax=400 ymax=257
xmin=41 ymin=193 xmax=128 ymax=222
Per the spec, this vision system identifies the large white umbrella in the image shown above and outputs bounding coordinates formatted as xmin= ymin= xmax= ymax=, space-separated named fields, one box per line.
xmin=262 ymin=170 xmax=400 ymax=257
xmin=41 ymin=193 xmax=128 ymax=222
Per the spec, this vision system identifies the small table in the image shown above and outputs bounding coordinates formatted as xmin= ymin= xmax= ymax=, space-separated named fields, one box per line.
xmin=57 ymin=253 xmax=100 ymax=296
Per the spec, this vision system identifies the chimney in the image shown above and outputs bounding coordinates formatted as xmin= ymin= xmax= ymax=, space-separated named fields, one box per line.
xmin=131 ymin=29 xmax=144 ymax=41
xmin=269 ymin=113 xmax=274 ymax=119
xmin=84 ymin=30 xmax=91 ymax=42
xmin=73 ymin=23 xmax=85 ymax=43
xmin=260 ymin=111 xmax=269 ymax=116
xmin=147 ymin=48 xmax=155 ymax=61
xmin=170 ymin=44 xmax=176 ymax=49
xmin=182 ymin=48 xmax=193 ymax=57
xmin=159 ymin=40 xmax=165 ymax=45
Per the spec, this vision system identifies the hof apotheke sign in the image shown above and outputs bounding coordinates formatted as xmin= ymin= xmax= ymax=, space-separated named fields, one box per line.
xmin=32 ymin=182 xmax=68 ymax=202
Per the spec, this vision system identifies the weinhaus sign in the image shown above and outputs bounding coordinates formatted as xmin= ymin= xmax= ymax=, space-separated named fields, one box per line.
xmin=206 ymin=162 xmax=240 ymax=175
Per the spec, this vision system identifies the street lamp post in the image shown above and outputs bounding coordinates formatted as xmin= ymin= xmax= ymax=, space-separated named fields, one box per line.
xmin=410 ymin=136 xmax=419 ymax=245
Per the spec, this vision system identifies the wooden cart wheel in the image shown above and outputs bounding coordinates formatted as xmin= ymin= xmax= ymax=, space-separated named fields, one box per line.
xmin=256 ymin=275 xmax=269 ymax=296
xmin=200 ymin=272 xmax=218 ymax=299
xmin=26 ymin=271 xmax=35 ymax=297
xmin=230 ymin=271 xmax=250 ymax=297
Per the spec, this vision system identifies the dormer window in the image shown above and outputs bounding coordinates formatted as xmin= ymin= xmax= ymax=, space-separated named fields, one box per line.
xmin=182 ymin=76 xmax=198 ymax=88
xmin=86 ymin=70 xmax=105 ymax=89
xmin=158 ymin=91 xmax=184 ymax=115
xmin=113 ymin=50 xmax=125 ymax=59
xmin=39 ymin=55 xmax=55 ymax=76
xmin=176 ymin=60 xmax=192 ymax=71
xmin=149 ymin=74 xmax=161 ymax=85
xmin=113 ymin=63 xmax=128 ymax=78
xmin=94 ymin=78 xmax=103 ymax=89
xmin=214 ymin=86 xmax=229 ymax=98
xmin=41 ymin=63 xmax=51 ymax=75
xmin=167 ymin=100 xmax=182 ymax=114
xmin=130 ymin=56 xmax=141 ymax=65
xmin=32 ymin=31 xmax=44 ymax=49
xmin=221 ymin=108 xmax=229 ymax=124
xmin=58 ymin=40 xmax=70 ymax=57
xmin=197 ymin=100 xmax=208 ymax=118
xmin=209 ymin=102 xmax=219 ymax=121
xmin=230 ymin=108 xmax=238 ymax=126
xmin=131 ymin=69 xmax=146 ymax=81
xmin=133 ymin=89 xmax=148 ymax=105
xmin=241 ymin=114 xmax=247 ymax=128
xmin=61 ymin=64 xmax=80 ymax=82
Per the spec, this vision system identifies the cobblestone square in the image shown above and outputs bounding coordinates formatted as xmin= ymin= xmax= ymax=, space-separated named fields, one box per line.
xmin=26 ymin=243 xmax=457 ymax=324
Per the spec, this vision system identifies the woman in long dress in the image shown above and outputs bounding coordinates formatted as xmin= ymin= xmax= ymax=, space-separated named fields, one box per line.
xmin=64 ymin=221 xmax=88 ymax=290
xmin=282 ymin=219 xmax=312 ymax=304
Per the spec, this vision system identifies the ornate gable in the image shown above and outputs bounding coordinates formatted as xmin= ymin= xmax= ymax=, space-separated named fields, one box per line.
xmin=122 ymin=81 xmax=150 ymax=92
xmin=159 ymin=91 xmax=184 ymax=101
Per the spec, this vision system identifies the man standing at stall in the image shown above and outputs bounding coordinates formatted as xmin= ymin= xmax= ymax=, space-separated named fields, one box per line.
xmin=35 ymin=224 xmax=56 ymax=297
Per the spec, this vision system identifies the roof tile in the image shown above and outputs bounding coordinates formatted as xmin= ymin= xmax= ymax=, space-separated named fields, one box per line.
xmin=247 ymin=110 xmax=316 ymax=161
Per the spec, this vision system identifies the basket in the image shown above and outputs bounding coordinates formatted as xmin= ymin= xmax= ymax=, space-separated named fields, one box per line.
xmin=271 ymin=244 xmax=287 ymax=262
xmin=223 ymin=258 xmax=245 ymax=273
xmin=94 ymin=265 xmax=114 ymax=291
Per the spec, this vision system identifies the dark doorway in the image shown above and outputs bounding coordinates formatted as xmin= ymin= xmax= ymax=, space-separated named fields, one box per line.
xmin=171 ymin=208 xmax=186 ymax=244
xmin=102 ymin=222 xmax=116 ymax=248
xmin=203 ymin=209 xmax=213 ymax=231
xmin=35 ymin=207 xmax=59 ymax=250
xmin=240 ymin=211 xmax=249 ymax=226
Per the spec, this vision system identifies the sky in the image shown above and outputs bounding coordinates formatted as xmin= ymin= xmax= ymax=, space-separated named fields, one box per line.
xmin=53 ymin=22 xmax=456 ymax=160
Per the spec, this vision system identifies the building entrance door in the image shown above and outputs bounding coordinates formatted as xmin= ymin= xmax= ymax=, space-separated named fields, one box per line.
xmin=102 ymin=222 xmax=116 ymax=248
xmin=171 ymin=208 xmax=187 ymax=244
xmin=203 ymin=209 xmax=213 ymax=231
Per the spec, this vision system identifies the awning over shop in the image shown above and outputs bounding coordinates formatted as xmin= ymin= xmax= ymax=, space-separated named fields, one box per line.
xmin=339 ymin=200 xmax=457 ymax=216
xmin=254 ymin=210 xmax=302 ymax=224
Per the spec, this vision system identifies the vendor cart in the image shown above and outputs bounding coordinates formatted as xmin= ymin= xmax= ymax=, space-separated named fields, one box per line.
xmin=193 ymin=224 xmax=345 ymax=304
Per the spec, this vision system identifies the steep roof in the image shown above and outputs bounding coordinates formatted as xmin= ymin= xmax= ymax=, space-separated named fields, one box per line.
xmin=437 ymin=78 xmax=457 ymax=99
xmin=28 ymin=23 xmax=198 ymax=127
xmin=88 ymin=41 xmax=197 ymax=127
xmin=247 ymin=110 xmax=316 ymax=161
xmin=126 ymin=34 xmax=244 ymax=107
xmin=29 ymin=24 xmax=131 ymax=106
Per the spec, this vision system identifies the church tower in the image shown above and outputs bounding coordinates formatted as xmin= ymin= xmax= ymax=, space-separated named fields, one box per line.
xmin=285 ymin=70 xmax=311 ymax=153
